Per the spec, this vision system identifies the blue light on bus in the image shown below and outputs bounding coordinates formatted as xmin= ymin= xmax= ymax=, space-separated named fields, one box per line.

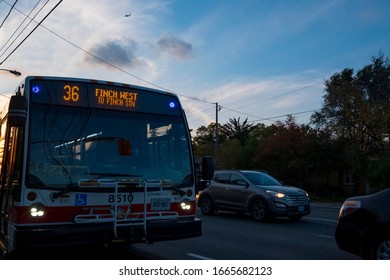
xmin=169 ymin=101 xmax=176 ymax=109
xmin=32 ymin=86 xmax=40 ymax=94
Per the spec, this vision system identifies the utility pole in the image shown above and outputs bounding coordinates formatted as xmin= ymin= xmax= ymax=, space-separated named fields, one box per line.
xmin=215 ymin=102 xmax=218 ymax=153
xmin=215 ymin=102 xmax=221 ymax=154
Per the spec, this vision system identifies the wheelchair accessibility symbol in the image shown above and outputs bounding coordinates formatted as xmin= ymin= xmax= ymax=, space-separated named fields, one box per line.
xmin=75 ymin=194 xmax=87 ymax=206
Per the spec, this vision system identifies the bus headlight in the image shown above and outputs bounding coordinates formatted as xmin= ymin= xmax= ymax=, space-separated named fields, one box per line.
xmin=180 ymin=199 xmax=191 ymax=211
xmin=30 ymin=203 xmax=45 ymax=217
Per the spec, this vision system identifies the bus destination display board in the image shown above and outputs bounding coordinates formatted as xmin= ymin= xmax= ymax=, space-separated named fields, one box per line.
xmin=29 ymin=78 xmax=181 ymax=116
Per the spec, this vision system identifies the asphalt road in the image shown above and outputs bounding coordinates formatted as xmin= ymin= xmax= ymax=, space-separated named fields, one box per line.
xmin=129 ymin=202 xmax=360 ymax=260
xmin=2 ymin=203 xmax=360 ymax=260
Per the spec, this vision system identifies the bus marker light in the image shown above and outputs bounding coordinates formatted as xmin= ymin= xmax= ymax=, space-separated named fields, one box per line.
xmin=27 ymin=191 xmax=37 ymax=201
xmin=32 ymin=86 xmax=40 ymax=93
xmin=169 ymin=101 xmax=176 ymax=108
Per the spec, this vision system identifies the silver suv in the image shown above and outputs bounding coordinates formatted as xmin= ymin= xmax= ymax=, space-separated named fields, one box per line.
xmin=197 ymin=170 xmax=310 ymax=222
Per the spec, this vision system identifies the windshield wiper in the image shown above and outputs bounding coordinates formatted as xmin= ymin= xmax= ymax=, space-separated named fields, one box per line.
xmin=172 ymin=185 xmax=186 ymax=196
xmin=171 ymin=174 xmax=194 ymax=196
xmin=51 ymin=183 xmax=79 ymax=199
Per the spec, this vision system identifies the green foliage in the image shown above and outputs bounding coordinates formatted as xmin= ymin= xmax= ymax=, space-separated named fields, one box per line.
xmin=252 ymin=116 xmax=314 ymax=185
xmin=221 ymin=117 xmax=256 ymax=146
xmin=311 ymin=53 xmax=390 ymax=191
xmin=367 ymin=152 xmax=390 ymax=188
xmin=218 ymin=139 xmax=243 ymax=169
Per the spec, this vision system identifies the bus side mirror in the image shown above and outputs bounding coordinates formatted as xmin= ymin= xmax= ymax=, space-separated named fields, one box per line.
xmin=8 ymin=95 xmax=27 ymax=127
xmin=201 ymin=156 xmax=214 ymax=181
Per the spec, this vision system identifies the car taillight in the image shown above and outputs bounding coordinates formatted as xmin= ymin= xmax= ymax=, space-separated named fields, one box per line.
xmin=339 ymin=199 xmax=361 ymax=217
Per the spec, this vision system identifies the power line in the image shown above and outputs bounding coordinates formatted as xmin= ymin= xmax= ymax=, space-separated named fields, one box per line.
xmin=189 ymin=108 xmax=321 ymax=131
xmin=1 ymin=1 xmax=323 ymax=127
xmin=0 ymin=0 xmax=63 ymax=66
xmin=186 ymin=105 xmax=216 ymax=119
xmin=201 ymin=81 xmax=325 ymax=122
xmin=188 ymin=81 xmax=324 ymax=125
xmin=1 ymin=0 xmax=215 ymax=105
xmin=0 ymin=0 xmax=44 ymax=58
xmin=187 ymin=81 xmax=325 ymax=128
xmin=2 ymin=0 xmax=318 ymax=112
xmin=227 ymin=81 xmax=324 ymax=112
xmin=248 ymin=109 xmax=319 ymax=123
xmin=219 ymin=105 xmax=264 ymax=119
xmin=0 ymin=0 xmax=18 ymax=29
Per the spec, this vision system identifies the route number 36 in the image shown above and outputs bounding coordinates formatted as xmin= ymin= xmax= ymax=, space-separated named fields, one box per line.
xmin=63 ymin=85 xmax=80 ymax=102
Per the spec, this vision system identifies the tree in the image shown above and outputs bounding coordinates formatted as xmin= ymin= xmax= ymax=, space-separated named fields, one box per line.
xmin=311 ymin=53 xmax=390 ymax=191
xmin=192 ymin=122 xmax=226 ymax=159
xmin=221 ymin=117 xmax=256 ymax=146
xmin=218 ymin=139 xmax=243 ymax=169
xmin=253 ymin=115 xmax=314 ymax=186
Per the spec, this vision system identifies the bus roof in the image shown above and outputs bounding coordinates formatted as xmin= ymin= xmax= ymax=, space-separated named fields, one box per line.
xmin=23 ymin=75 xmax=177 ymax=97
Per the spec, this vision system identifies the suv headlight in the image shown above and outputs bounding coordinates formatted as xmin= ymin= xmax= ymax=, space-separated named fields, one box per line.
xmin=266 ymin=190 xmax=285 ymax=198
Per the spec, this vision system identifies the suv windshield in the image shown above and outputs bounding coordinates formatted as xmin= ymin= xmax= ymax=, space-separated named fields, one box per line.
xmin=241 ymin=171 xmax=282 ymax=186
xmin=27 ymin=104 xmax=193 ymax=189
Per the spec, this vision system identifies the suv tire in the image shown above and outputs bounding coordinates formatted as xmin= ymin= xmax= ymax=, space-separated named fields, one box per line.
xmin=199 ymin=195 xmax=215 ymax=215
xmin=250 ymin=199 xmax=269 ymax=222
xmin=370 ymin=234 xmax=390 ymax=260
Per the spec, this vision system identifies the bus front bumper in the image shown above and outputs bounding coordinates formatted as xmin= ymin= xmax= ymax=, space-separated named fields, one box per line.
xmin=12 ymin=218 xmax=202 ymax=250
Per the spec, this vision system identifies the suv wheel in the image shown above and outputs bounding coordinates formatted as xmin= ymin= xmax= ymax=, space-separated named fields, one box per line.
xmin=371 ymin=235 xmax=390 ymax=260
xmin=250 ymin=199 xmax=269 ymax=222
xmin=198 ymin=195 xmax=215 ymax=215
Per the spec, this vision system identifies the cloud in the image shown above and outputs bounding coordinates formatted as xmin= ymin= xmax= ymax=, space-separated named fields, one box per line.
xmin=156 ymin=33 xmax=193 ymax=59
xmin=84 ymin=40 xmax=141 ymax=68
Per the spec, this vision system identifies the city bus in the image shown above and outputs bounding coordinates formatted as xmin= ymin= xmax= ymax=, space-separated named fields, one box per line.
xmin=0 ymin=76 xmax=213 ymax=256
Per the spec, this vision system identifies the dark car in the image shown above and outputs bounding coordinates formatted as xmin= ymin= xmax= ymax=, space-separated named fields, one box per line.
xmin=197 ymin=170 xmax=310 ymax=222
xmin=335 ymin=188 xmax=390 ymax=260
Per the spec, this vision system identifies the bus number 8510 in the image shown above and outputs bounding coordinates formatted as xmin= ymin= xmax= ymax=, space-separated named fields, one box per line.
xmin=108 ymin=194 xmax=134 ymax=203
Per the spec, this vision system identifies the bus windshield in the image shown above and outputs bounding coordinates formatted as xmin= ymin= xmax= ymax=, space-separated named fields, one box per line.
xmin=27 ymin=103 xmax=193 ymax=189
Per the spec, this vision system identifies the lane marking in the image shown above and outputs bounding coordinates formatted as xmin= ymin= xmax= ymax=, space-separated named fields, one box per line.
xmin=315 ymin=234 xmax=334 ymax=239
xmin=187 ymin=253 xmax=214 ymax=260
xmin=311 ymin=204 xmax=341 ymax=209
xmin=303 ymin=217 xmax=337 ymax=223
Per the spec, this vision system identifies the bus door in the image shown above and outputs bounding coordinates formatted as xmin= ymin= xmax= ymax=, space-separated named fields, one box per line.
xmin=0 ymin=95 xmax=27 ymax=252
xmin=0 ymin=95 xmax=27 ymax=253
xmin=0 ymin=126 xmax=24 ymax=251
xmin=0 ymin=127 xmax=24 ymax=248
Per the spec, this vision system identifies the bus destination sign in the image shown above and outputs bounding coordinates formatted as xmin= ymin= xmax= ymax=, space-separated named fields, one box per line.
xmin=62 ymin=84 xmax=138 ymax=109
xmin=94 ymin=88 xmax=138 ymax=108
xmin=29 ymin=78 xmax=180 ymax=116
